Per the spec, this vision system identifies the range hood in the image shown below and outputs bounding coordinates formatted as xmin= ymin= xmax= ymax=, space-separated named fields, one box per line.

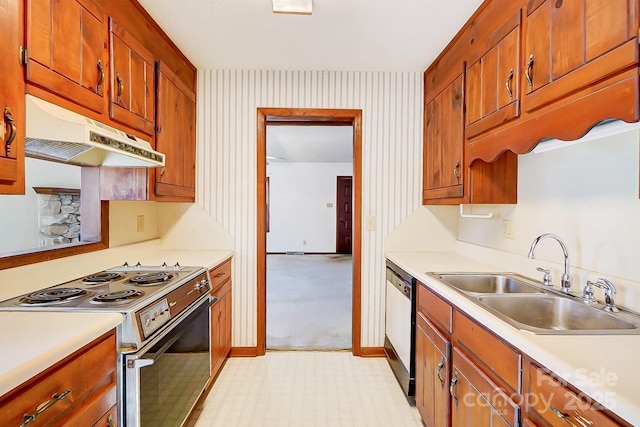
xmin=25 ymin=95 xmax=165 ymax=167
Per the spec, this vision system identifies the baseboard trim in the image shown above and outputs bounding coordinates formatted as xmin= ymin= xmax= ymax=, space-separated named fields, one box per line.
xmin=358 ymin=347 xmax=386 ymax=357
xmin=230 ymin=346 xmax=260 ymax=357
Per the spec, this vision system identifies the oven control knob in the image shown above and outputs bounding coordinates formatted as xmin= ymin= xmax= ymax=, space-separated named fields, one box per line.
xmin=123 ymin=261 xmax=129 ymax=268
xmin=161 ymin=262 xmax=168 ymax=268
xmin=135 ymin=262 xmax=142 ymax=268
xmin=174 ymin=262 xmax=181 ymax=269
xmin=145 ymin=318 xmax=152 ymax=327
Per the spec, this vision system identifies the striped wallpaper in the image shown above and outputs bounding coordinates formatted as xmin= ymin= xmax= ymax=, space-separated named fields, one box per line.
xmin=196 ymin=69 xmax=423 ymax=348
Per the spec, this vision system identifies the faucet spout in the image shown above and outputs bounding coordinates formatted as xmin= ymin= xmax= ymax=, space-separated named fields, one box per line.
xmin=527 ymin=233 xmax=572 ymax=292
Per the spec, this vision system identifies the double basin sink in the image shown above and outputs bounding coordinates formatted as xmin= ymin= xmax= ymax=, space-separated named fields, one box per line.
xmin=427 ymin=273 xmax=640 ymax=334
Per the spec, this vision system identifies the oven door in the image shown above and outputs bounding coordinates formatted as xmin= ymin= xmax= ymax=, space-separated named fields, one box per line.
xmin=124 ymin=294 xmax=213 ymax=427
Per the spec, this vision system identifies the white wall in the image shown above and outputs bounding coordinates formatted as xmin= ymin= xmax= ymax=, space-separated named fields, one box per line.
xmin=197 ymin=69 xmax=426 ymax=348
xmin=266 ymin=162 xmax=353 ymax=253
xmin=0 ymin=158 xmax=81 ymax=254
xmin=458 ymin=127 xmax=640 ymax=311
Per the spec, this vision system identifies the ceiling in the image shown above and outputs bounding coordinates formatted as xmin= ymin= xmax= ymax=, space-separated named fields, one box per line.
xmin=266 ymin=125 xmax=353 ymax=163
xmin=136 ymin=0 xmax=485 ymax=72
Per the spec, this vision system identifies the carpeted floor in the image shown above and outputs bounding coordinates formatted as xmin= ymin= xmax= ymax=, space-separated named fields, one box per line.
xmin=266 ymin=254 xmax=352 ymax=350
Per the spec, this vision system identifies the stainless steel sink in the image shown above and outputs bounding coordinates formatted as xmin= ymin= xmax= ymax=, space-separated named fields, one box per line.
xmin=477 ymin=294 xmax=640 ymax=334
xmin=429 ymin=272 xmax=543 ymax=295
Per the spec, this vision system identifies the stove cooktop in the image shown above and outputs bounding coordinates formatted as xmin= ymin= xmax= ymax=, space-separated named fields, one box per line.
xmin=0 ymin=263 xmax=206 ymax=313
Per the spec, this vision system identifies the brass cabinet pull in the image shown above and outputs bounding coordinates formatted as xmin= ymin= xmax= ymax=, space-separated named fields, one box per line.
xmin=505 ymin=67 xmax=514 ymax=101
xmin=20 ymin=389 xmax=72 ymax=427
xmin=116 ymin=72 xmax=124 ymax=104
xmin=436 ymin=356 xmax=446 ymax=389
xmin=525 ymin=54 xmax=534 ymax=90
xmin=551 ymin=406 xmax=579 ymax=427
xmin=106 ymin=414 xmax=115 ymax=427
xmin=453 ymin=160 xmax=460 ymax=181
xmin=3 ymin=107 xmax=16 ymax=157
xmin=214 ymin=272 xmax=226 ymax=278
xmin=449 ymin=372 xmax=459 ymax=407
xmin=96 ymin=59 xmax=105 ymax=94
xmin=160 ymin=167 xmax=166 ymax=178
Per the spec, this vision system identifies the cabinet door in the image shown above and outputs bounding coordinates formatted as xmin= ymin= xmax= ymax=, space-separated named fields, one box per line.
xmin=450 ymin=348 xmax=519 ymax=427
xmin=423 ymin=74 xmax=464 ymax=203
xmin=153 ymin=62 xmax=196 ymax=201
xmin=466 ymin=11 xmax=521 ymax=139
xmin=416 ymin=312 xmax=450 ymax=427
xmin=26 ymin=0 xmax=107 ymax=113
xmin=109 ymin=18 xmax=155 ymax=135
xmin=523 ymin=0 xmax=637 ymax=112
xmin=0 ymin=0 xmax=25 ymax=195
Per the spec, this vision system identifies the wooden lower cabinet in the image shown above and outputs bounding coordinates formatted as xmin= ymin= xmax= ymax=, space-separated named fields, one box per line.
xmin=416 ymin=312 xmax=450 ymax=427
xmin=209 ymin=259 xmax=232 ymax=383
xmin=525 ymin=363 xmax=625 ymax=427
xmin=0 ymin=331 xmax=117 ymax=426
xmin=450 ymin=347 xmax=520 ymax=427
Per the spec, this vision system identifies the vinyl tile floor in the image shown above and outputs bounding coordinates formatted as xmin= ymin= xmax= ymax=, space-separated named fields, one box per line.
xmin=190 ymin=351 xmax=423 ymax=427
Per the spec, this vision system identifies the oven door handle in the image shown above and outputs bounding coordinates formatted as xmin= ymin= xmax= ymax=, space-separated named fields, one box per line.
xmin=127 ymin=358 xmax=154 ymax=369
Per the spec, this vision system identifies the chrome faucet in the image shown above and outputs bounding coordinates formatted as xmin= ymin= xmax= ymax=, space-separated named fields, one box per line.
xmin=527 ymin=233 xmax=572 ymax=293
xmin=583 ymin=278 xmax=619 ymax=312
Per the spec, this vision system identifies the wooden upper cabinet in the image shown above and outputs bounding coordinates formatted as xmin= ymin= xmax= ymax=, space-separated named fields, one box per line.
xmin=423 ymin=73 xmax=465 ymax=204
xmin=466 ymin=11 xmax=521 ymax=139
xmin=109 ymin=18 xmax=155 ymax=135
xmin=25 ymin=0 xmax=107 ymax=113
xmin=0 ymin=0 xmax=25 ymax=195
xmin=153 ymin=62 xmax=196 ymax=201
xmin=523 ymin=0 xmax=637 ymax=112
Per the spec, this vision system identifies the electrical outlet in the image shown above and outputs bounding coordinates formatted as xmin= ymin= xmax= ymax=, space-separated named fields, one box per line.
xmin=137 ymin=215 xmax=145 ymax=233
xmin=303 ymin=240 xmax=307 ymax=246
xmin=366 ymin=216 xmax=375 ymax=231
xmin=503 ymin=219 xmax=514 ymax=239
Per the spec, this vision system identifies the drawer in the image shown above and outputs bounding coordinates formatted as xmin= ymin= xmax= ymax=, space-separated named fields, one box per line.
xmin=210 ymin=258 xmax=232 ymax=290
xmin=527 ymin=364 xmax=624 ymax=427
xmin=417 ymin=281 xmax=453 ymax=336
xmin=0 ymin=332 xmax=117 ymax=426
xmin=453 ymin=311 xmax=521 ymax=395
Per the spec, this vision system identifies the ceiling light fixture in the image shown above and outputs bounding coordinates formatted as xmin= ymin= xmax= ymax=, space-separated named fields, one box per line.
xmin=272 ymin=0 xmax=312 ymax=15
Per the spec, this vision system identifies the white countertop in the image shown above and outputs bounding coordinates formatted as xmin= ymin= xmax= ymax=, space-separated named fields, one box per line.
xmin=0 ymin=311 xmax=123 ymax=397
xmin=386 ymin=251 xmax=640 ymax=426
xmin=0 ymin=240 xmax=233 ymax=398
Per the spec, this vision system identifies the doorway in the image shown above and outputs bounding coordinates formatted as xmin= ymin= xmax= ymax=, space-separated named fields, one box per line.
xmin=336 ymin=176 xmax=353 ymax=254
xmin=256 ymin=108 xmax=363 ymax=356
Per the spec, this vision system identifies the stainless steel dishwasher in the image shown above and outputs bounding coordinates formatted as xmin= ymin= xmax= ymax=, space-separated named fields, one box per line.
xmin=384 ymin=260 xmax=416 ymax=404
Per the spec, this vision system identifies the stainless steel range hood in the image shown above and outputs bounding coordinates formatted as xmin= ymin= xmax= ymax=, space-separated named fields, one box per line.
xmin=25 ymin=95 xmax=165 ymax=167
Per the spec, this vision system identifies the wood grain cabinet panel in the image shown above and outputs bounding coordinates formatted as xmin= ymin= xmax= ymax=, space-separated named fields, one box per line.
xmin=209 ymin=259 xmax=232 ymax=383
xmin=450 ymin=347 xmax=520 ymax=427
xmin=153 ymin=61 xmax=196 ymax=201
xmin=109 ymin=18 xmax=155 ymax=135
xmin=0 ymin=0 xmax=25 ymax=195
xmin=25 ymin=0 xmax=107 ymax=113
xmin=0 ymin=332 xmax=117 ymax=426
xmin=523 ymin=0 xmax=637 ymax=113
xmin=422 ymin=73 xmax=465 ymax=204
xmin=416 ymin=312 xmax=450 ymax=427
xmin=466 ymin=11 xmax=521 ymax=139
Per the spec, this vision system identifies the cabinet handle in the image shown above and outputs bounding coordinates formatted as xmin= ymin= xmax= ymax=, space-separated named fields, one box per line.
xmin=106 ymin=414 xmax=115 ymax=427
xmin=116 ymin=72 xmax=124 ymax=103
xmin=3 ymin=107 xmax=16 ymax=157
xmin=96 ymin=59 xmax=105 ymax=95
xmin=20 ymin=389 xmax=72 ymax=427
xmin=525 ymin=54 xmax=534 ymax=90
xmin=505 ymin=67 xmax=514 ymax=101
xmin=214 ymin=272 xmax=226 ymax=279
xmin=551 ymin=406 xmax=579 ymax=427
xmin=453 ymin=160 xmax=460 ymax=181
xmin=436 ymin=356 xmax=445 ymax=389
xmin=160 ymin=167 xmax=166 ymax=178
xmin=449 ymin=372 xmax=459 ymax=407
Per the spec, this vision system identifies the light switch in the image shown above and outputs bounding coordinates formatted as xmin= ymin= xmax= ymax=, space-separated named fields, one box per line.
xmin=366 ymin=216 xmax=375 ymax=231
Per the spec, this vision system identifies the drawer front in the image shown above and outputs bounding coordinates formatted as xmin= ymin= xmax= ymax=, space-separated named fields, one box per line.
xmin=417 ymin=281 xmax=453 ymax=336
xmin=453 ymin=311 xmax=521 ymax=395
xmin=0 ymin=332 xmax=117 ymax=426
xmin=210 ymin=258 xmax=232 ymax=291
xmin=527 ymin=364 xmax=623 ymax=427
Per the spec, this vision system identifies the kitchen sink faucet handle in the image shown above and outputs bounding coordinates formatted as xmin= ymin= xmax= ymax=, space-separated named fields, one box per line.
xmin=536 ymin=267 xmax=552 ymax=287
